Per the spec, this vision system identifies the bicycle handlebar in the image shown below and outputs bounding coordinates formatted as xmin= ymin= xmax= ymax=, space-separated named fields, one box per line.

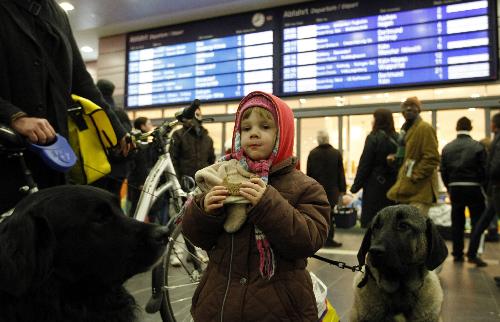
xmin=131 ymin=99 xmax=200 ymax=145
xmin=175 ymin=99 xmax=200 ymax=122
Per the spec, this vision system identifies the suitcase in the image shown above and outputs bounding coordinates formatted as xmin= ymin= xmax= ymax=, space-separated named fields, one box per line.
xmin=333 ymin=206 xmax=357 ymax=229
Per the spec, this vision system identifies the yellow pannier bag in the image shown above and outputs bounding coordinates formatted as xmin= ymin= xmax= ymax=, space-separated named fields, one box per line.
xmin=67 ymin=94 xmax=118 ymax=184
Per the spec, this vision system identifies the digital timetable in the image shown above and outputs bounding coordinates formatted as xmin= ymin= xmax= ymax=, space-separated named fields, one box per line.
xmin=126 ymin=11 xmax=275 ymax=108
xmin=281 ymin=0 xmax=496 ymax=94
xmin=125 ymin=0 xmax=497 ymax=108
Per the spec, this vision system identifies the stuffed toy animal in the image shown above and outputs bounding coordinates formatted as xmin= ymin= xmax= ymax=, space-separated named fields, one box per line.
xmin=195 ymin=159 xmax=261 ymax=233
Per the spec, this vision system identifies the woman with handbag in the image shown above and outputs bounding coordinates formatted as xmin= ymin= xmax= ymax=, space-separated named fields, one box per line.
xmin=350 ymin=109 xmax=398 ymax=228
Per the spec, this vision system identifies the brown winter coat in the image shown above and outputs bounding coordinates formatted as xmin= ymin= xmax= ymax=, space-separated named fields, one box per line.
xmin=387 ymin=118 xmax=440 ymax=204
xmin=182 ymin=157 xmax=330 ymax=322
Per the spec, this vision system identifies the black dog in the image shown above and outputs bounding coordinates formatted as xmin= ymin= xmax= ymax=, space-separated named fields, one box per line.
xmin=0 ymin=185 xmax=168 ymax=322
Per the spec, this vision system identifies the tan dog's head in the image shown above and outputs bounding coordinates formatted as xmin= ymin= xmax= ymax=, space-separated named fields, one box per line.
xmin=356 ymin=205 xmax=448 ymax=292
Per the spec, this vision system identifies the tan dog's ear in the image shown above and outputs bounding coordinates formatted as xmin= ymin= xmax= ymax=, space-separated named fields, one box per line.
xmin=425 ymin=218 xmax=448 ymax=270
xmin=357 ymin=226 xmax=372 ymax=266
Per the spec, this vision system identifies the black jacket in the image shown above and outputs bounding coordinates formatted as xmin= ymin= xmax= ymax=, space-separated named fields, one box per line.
xmin=488 ymin=133 xmax=500 ymax=187
xmin=440 ymin=133 xmax=487 ymax=188
xmin=0 ymin=0 xmax=125 ymax=211
xmin=350 ymin=130 xmax=398 ymax=226
xmin=350 ymin=130 xmax=398 ymax=193
xmin=0 ymin=0 xmax=125 ymax=138
xmin=306 ymin=144 xmax=346 ymax=207
xmin=169 ymin=124 xmax=215 ymax=180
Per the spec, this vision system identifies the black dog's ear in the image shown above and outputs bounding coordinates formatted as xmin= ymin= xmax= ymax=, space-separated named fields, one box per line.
xmin=0 ymin=213 xmax=55 ymax=296
xmin=357 ymin=226 xmax=372 ymax=266
xmin=425 ymin=218 xmax=448 ymax=270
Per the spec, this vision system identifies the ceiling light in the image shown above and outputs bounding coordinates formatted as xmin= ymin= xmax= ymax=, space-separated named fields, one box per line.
xmin=80 ymin=46 xmax=94 ymax=53
xmin=470 ymin=93 xmax=481 ymax=98
xmin=59 ymin=2 xmax=74 ymax=11
xmin=299 ymin=98 xmax=307 ymax=104
xmin=468 ymin=108 xmax=476 ymax=112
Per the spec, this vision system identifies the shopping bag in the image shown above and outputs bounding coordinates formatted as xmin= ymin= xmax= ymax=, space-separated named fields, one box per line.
xmin=333 ymin=205 xmax=357 ymax=228
xmin=310 ymin=272 xmax=340 ymax=322
xmin=67 ymin=94 xmax=118 ymax=184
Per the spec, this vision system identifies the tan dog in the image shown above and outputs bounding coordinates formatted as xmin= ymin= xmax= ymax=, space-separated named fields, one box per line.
xmin=350 ymin=205 xmax=448 ymax=322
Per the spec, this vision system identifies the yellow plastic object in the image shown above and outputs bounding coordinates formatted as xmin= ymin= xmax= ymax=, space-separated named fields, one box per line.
xmin=319 ymin=299 xmax=340 ymax=322
xmin=68 ymin=94 xmax=117 ymax=184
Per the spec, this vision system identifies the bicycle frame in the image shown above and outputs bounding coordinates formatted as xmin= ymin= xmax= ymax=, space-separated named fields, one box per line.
xmin=133 ymin=147 xmax=186 ymax=223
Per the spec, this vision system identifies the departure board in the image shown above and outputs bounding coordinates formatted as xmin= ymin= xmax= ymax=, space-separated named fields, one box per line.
xmin=281 ymin=0 xmax=497 ymax=95
xmin=126 ymin=10 xmax=275 ymax=108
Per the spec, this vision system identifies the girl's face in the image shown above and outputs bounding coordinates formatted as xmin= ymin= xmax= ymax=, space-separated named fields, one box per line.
xmin=240 ymin=109 xmax=277 ymax=161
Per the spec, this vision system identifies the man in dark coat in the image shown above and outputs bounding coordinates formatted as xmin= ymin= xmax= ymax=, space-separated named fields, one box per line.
xmin=94 ymin=79 xmax=133 ymax=197
xmin=0 ymin=0 xmax=129 ymax=212
xmin=169 ymin=107 xmax=215 ymax=182
xmin=307 ymin=130 xmax=346 ymax=247
xmin=467 ymin=112 xmax=500 ymax=267
xmin=441 ymin=117 xmax=487 ymax=263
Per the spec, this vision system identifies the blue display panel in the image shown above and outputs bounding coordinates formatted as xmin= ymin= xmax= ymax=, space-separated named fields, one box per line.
xmin=280 ymin=0 xmax=497 ymax=95
xmin=126 ymin=11 xmax=275 ymax=108
xmin=125 ymin=0 xmax=497 ymax=108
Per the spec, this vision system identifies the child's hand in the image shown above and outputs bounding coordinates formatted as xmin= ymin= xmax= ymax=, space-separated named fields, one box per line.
xmin=239 ymin=178 xmax=266 ymax=206
xmin=204 ymin=186 xmax=228 ymax=215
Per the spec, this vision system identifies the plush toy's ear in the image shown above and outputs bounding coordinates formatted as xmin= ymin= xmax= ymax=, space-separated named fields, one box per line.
xmin=357 ymin=226 xmax=372 ymax=266
xmin=0 ymin=212 xmax=55 ymax=297
xmin=425 ymin=218 xmax=448 ymax=270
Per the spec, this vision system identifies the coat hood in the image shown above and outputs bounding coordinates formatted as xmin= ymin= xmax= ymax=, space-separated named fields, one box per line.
xmin=231 ymin=91 xmax=295 ymax=166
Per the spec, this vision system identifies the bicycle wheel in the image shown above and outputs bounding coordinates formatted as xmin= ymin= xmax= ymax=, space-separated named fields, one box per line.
xmin=160 ymin=222 xmax=208 ymax=322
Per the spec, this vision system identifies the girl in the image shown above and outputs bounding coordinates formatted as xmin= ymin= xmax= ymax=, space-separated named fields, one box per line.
xmin=182 ymin=91 xmax=330 ymax=321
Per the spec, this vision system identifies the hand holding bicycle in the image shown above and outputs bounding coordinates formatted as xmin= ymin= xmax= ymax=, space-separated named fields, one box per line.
xmin=11 ymin=116 xmax=56 ymax=145
xmin=239 ymin=177 xmax=266 ymax=206
xmin=203 ymin=186 xmax=228 ymax=214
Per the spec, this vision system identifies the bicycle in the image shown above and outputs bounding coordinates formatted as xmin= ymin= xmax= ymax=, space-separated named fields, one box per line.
xmin=131 ymin=99 xmax=210 ymax=322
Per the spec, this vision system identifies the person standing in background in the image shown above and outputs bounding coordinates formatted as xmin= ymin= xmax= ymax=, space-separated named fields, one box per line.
xmin=440 ymin=117 xmax=487 ymax=263
xmin=94 ymin=79 xmax=133 ymax=197
xmin=0 ymin=0 xmax=130 ymax=213
xmin=127 ymin=116 xmax=167 ymax=223
xmin=350 ymin=109 xmax=398 ymax=228
xmin=387 ymin=97 xmax=440 ymax=216
xmin=307 ymin=130 xmax=346 ymax=247
xmin=466 ymin=112 xmax=500 ymax=267
xmin=169 ymin=107 xmax=215 ymax=183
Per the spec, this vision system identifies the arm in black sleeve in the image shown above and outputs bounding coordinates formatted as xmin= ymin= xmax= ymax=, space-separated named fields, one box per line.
xmin=440 ymin=148 xmax=449 ymax=189
xmin=208 ymin=137 xmax=215 ymax=165
xmin=351 ymin=134 xmax=376 ymax=193
xmin=62 ymin=14 xmax=126 ymax=140
xmin=338 ymin=151 xmax=347 ymax=193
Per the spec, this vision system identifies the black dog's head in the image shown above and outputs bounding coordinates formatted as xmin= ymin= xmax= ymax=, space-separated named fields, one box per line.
xmin=357 ymin=205 xmax=448 ymax=276
xmin=0 ymin=185 xmax=168 ymax=297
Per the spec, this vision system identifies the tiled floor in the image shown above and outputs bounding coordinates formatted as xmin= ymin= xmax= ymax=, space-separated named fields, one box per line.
xmin=126 ymin=227 xmax=500 ymax=322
